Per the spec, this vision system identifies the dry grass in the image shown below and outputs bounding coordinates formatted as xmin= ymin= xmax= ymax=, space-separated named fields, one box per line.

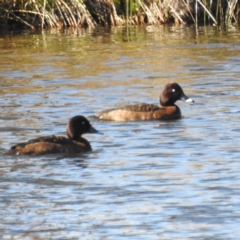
xmin=0 ymin=0 xmax=239 ymax=29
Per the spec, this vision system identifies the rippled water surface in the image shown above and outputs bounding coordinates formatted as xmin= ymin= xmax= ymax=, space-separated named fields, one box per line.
xmin=1 ymin=25 xmax=240 ymax=239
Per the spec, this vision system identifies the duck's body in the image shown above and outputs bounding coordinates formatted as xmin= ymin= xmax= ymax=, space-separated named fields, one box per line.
xmin=95 ymin=103 xmax=181 ymax=121
xmin=7 ymin=116 xmax=99 ymax=156
xmin=7 ymin=135 xmax=92 ymax=155
xmin=95 ymin=83 xmax=194 ymax=121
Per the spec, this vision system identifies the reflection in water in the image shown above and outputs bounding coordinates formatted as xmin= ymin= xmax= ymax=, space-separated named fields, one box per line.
xmin=1 ymin=25 xmax=240 ymax=239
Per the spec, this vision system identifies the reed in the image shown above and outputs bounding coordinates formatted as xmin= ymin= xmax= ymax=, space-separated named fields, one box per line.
xmin=0 ymin=0 xmax=239 ymax=29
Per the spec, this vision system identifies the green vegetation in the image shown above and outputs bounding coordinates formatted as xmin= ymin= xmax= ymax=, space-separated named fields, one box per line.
xmin=0 ymin=0 xmax=239 ymax=29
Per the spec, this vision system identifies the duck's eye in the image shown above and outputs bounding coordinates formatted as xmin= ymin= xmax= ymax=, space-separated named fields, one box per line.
xmin=82 ymin=121 xmax=85 ymax=125
xmin=172 ymin=89 xmax=175 ymax=92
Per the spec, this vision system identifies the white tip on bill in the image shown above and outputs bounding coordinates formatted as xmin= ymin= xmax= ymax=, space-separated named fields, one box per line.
xmin=185 ymin=98 xmax=194 ymax=103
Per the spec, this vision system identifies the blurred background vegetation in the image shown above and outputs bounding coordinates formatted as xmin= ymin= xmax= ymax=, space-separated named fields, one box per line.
xmin=0 ymin=0 xmax=239 ymax=29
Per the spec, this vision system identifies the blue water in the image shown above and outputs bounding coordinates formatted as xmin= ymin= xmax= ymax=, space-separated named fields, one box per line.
xmin=1 ymin=25 xmax=240 ymax=239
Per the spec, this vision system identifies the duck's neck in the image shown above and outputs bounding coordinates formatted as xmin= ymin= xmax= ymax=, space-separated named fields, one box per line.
xmin=160 ymin=98 xmax=176 ymax=107
xmin=72 ymin=137 xmax=92 ymax=151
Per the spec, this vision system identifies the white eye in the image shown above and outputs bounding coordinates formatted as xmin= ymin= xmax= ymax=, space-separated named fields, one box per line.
xmin=172 ymin=89 xmax=175 ymax=92
xmin=82 ymin=121 xmax=85 ymax=125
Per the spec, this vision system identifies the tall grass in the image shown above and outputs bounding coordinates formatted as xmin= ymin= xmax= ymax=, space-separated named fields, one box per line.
xmin=0 ymin=0 xmax=239 ymax=29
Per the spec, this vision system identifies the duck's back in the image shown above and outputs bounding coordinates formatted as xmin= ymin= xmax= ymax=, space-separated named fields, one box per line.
xmin=122 ymin=103 xmax=160 ymax=112
xmin=7 ymin=135 xmax=91 ymax=155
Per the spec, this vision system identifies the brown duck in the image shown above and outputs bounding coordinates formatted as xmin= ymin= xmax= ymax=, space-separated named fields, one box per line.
xmin=95 ymin=82 xmax=194 ymax=121
xmin=7 ymin=115 xmax=99 ymax=155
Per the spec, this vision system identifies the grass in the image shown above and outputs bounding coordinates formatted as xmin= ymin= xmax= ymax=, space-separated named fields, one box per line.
xmin=0 ymin=0 xmax=239 ymax=29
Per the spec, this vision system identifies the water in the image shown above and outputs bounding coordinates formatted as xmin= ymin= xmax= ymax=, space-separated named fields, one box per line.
xmin=1 ymin=25 xmax=240 ymax=239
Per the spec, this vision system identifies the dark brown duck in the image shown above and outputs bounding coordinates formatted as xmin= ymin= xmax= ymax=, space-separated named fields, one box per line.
xmin=7 ymin=115 xmax=99 ymax=155
xmin=95 ymin=82 xmax=194 ymax=121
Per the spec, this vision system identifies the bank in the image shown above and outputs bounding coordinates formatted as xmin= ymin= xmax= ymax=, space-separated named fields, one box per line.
xmin=0 ymin=0 xmax=239 ymax=30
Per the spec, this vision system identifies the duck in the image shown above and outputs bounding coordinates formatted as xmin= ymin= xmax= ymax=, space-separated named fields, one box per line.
xmin=95 ymin=82 xmax=194 ymax=121
xmin=6 ymin=115 xmax=100 ymax=155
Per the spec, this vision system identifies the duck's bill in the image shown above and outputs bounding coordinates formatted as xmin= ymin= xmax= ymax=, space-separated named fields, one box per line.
xmin=181 ymin=94 xmax=194 ymax=103
xmin=185 ymin=98 xmax=194 ymax=103
xmin=89 ymin=125 xmax=103 ymax=134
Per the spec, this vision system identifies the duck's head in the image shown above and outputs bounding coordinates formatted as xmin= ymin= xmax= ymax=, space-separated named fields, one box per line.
xmin=160 ymin=82 xmax=194 ymax=106
xmin=66 ymin=115 xmax=99 ymax=140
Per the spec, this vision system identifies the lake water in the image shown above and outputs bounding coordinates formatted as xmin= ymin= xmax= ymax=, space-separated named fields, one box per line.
xmin=1 ymin=25 xmax=240 ymax=239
